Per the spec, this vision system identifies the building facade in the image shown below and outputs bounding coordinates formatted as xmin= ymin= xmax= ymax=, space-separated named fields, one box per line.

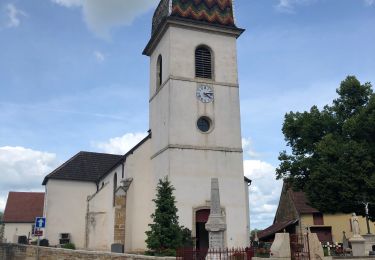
xmin=3 ymin=192 xmax=44 ymax=243
xmin=258 ymin=183 xmax=375 ymax=243
xmin=43 ymin=0 xmax=250 ymax=252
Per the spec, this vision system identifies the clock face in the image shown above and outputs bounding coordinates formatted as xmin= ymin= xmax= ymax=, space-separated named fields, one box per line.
xmin=196 ymin=85 xmax=214 ymax=103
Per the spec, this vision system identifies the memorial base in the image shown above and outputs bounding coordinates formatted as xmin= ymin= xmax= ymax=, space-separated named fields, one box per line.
xmin=350 ymin=236 xmax=366 ymax=257
xmin=208 ymin=231 xmax=225 ymax=249
xmin=363 ymin=234 xmax=375 ymax=255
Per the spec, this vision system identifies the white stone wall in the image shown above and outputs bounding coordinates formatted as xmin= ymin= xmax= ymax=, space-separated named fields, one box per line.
xmin=124 ymin=138 xmax=154 ymax=252
xmin=149 ymin=24 xmax=249 ymax=247
xmin=44 ymin=179 xmax=96 ymax=248
xmin=3 ymin=223 xmax=34 ymax=243
xmin=87 ymin=164 xmax=123 ymax=251
xmin=244 ymin=180 xmax=250 ymax=245
xmin=150 ymin=25 xmax=242 ymax=154
xmin=168 ymin=149 xmax=248 ymax=247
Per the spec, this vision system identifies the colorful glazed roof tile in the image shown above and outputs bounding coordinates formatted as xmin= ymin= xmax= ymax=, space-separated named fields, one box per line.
xmin=152 ymin=0 xmax=235 ymax=34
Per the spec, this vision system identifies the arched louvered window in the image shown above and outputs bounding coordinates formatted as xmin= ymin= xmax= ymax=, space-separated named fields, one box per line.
xmin=195 ymin=46 xmax=212 ymax=79
xmin=156 ymin=55 xmax=162 ymax=89
xmin=113 ymin=173 xmax=117 ymax=206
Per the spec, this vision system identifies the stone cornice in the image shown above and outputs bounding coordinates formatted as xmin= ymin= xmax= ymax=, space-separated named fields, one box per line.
xmin=151 ymin=144 xmax=243 ymax=159
xmin=143 ymin=16 xmax=244 ymax=56
xmin=149 ymin=75 xmax=239 ymax=102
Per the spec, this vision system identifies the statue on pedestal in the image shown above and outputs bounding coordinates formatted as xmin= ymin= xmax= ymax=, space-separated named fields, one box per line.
xmin=349 ymin=213 xmax=366 ymax=256
xmin=351 ymin=213 xmax=361 ymax=237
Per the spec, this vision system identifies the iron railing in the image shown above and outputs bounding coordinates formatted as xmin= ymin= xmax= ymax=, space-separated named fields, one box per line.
xmin=290 ymin=233 xmax=310 ymax=260
xmin=176 ymin=247 xmax=255 ymax=260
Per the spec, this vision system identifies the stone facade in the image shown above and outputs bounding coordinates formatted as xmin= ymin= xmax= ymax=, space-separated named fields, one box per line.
xmin=114 ymin=194 xmax=126 ymax=245
xmin=0 ymin=243 xmax=174 ymax=260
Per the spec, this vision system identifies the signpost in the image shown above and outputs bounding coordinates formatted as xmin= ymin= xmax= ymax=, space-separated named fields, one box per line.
xmin=34 ymin=217 xmax=46 ymax=246
xmin=34 ymin=229 xmax=43 ymax=236
xmin=35 ymin=217 xmax=46 ymax=229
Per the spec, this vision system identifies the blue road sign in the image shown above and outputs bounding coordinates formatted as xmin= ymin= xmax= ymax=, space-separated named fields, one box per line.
xmin=35 ymin=217 xmax=46 ymax=228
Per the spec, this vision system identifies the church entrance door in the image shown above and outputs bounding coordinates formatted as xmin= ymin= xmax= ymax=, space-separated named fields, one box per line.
xmin=196 ymin=209 xmax=210 ymax=249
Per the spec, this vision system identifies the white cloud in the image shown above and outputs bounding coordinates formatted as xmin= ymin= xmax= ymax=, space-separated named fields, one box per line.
xmin=242 ymin=137 xmax=260 ymax=159
xmin=93 ymin=132 xmax=148 ymax=154
xmin=275 ymin=0 xmax=316 ymax=13
xmin=52 ymin=0 xmax=83 ymax=7
xmin=51 ymin=0 xmax=157 ymax=38
xmin=244 ymin=159 xmax=283 ymax=230
xmin=0 ymin=146 xmax=59 ymax=211
xmin=94 ymin=50 xmax=105 ymax=63
xmin=1 ymin=3 xmax=27 ymax=28
xmin=364 ymin=0 xmax=375 ymax=6
xmin=0 ymin=198 xmax=5 ymax=212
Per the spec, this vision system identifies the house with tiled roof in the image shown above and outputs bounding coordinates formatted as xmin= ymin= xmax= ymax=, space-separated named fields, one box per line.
xmin=258 ymin=182 xmax=374 ymax=244
xmin=42 ymin=0 xmax=252 ymax=252
xmin=2 ymin=192 xmax=44 ymax=243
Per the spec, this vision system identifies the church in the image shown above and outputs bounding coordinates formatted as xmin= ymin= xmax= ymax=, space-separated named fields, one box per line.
xmin=42 ymin=0 xmax=250 ymax=252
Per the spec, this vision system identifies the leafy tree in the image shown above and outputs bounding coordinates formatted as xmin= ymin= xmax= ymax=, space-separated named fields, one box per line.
xmin=145 ymin=177 xmax=192 ymax=256
xmin=0 ymin=211 xmax=3 ymax=223
xmin=277 ymin=76 xmax=375 ymax=219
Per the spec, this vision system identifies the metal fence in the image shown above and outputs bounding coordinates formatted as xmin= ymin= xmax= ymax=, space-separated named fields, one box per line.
xmin=290 ymin=233 xmax=310 ymax=260
xmin=176 ymin=247 xmax=255 ymax=260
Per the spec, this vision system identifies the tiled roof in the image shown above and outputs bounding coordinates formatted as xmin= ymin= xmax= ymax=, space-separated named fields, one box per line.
xmin=152 ymin=0 xmax=236 ymax=35
xmin=3 ymin=192 xmax=44 ymax=223
xmin=42 ymin=132 xmax=152 ymax=185
xmin=290 ymin=191 xmax=320 ymax=214
xmin=258 ymin=219 xmax=298 ymax=240
xmin=42 ymin=152 xmax=123 ymax=185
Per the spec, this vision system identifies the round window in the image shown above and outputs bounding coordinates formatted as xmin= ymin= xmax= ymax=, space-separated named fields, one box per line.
xmin=197 ymin=117 xmax=211 ymax=133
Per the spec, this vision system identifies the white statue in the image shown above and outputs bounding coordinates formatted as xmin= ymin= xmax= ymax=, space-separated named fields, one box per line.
xmin=351 ymin=213 xmax=360 ymax=236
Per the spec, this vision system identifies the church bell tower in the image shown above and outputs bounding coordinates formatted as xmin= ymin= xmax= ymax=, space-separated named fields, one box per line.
xmin=143 ymin=0 xmax=250 ymax=247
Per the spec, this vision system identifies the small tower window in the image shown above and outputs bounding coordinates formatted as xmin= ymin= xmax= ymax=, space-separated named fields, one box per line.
xmin=195 ymin=46 xmax=212 ymax=79
xmin=156 ymin=55 xmax=162 ymax=89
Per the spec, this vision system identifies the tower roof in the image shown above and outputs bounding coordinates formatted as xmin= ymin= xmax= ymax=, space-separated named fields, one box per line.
xmin=152 ymin=0 xmax=236 ymax=35
xmin=144 ymin=0 xmax=243 ymax=56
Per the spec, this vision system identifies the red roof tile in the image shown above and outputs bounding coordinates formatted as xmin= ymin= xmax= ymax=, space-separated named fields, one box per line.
xmin=3 ymin=192 xmax=44 ymax=223
xmin=290 ymin=191 xmax=319 ymax=214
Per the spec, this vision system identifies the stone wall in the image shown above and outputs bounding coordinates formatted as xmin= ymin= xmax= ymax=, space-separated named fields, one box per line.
xmin=0 ymin=243 xmax=175 ymax=260
xmin=114 ymin=194 xmax=126 ymax=245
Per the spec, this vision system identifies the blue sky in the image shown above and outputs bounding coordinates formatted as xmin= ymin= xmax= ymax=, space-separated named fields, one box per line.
xmin=0 ymin=0 xmax=374 ymax=230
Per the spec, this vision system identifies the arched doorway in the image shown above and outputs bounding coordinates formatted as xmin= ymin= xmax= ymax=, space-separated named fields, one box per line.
xmin=195 ymin=209 xmax=210 ymax=249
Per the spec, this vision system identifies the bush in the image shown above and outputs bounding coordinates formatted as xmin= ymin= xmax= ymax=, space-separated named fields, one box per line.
xmin=181 ymin=227 xmax=193 ymax=247
xmin=144 ymin=250 xmax=155 ymax=256
xmin=61 ymin=243 xmax=76 ymax=250
xmin=157 ymin=249 xmax=177 ymax=256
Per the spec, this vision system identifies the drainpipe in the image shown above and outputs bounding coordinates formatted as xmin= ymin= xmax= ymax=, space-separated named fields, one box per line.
xmin=84 ymin=195 xmax=91 ymax=249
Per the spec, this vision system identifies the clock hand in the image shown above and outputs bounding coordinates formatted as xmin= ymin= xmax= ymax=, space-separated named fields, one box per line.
xmin=204 ymin=93 xmax=213 ymax=98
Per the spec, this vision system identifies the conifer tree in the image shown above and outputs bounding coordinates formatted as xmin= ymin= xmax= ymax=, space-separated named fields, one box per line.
xmin=145 ymin=177 xmax=183 ymax=255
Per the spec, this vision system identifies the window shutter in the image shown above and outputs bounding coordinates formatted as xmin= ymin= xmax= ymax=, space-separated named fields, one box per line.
xmin=195 ymin=47 xmax=212 ymax=79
